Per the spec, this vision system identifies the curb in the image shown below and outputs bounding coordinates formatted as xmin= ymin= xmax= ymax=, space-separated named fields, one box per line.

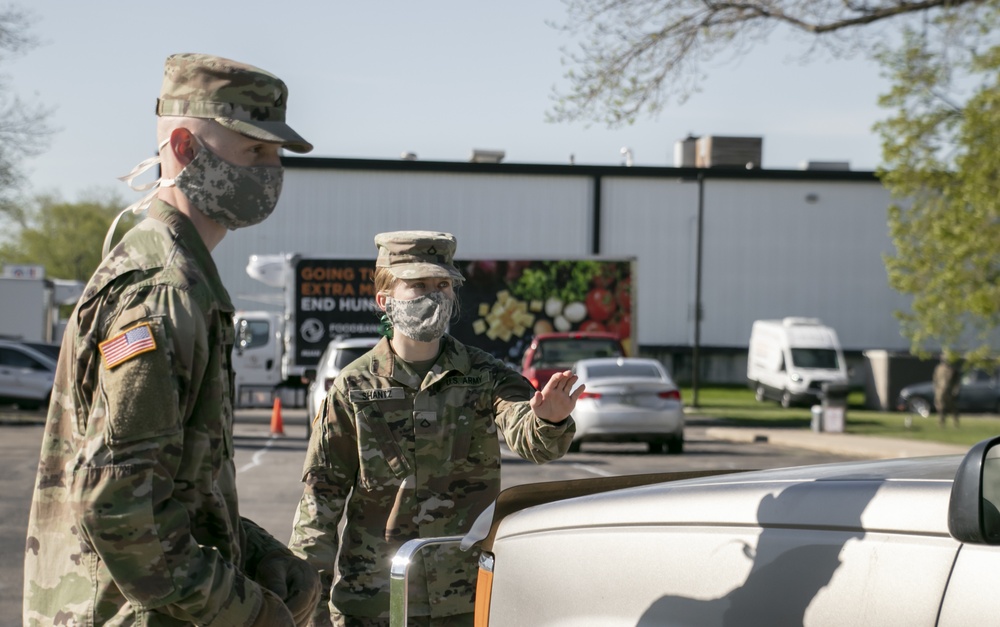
xmin=0 ymin=412 xmax=45 ymax=426
xmin=3 ymin=411 xmax=974 ymax=460
xmin=703 ymin=426 xmax=969 ymax=460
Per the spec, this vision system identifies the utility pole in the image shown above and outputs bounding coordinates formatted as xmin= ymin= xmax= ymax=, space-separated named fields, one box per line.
xmin=691 ymin=169 xmax=704 ymax=408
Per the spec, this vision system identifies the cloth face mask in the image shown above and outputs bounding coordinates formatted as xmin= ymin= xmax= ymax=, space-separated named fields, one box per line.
xmin=170 ymin=137 xmax=284 ymax=231
xmin=107 ymin=136 xmax=284 ymax=256
xmin=384 ymin=291 xmax=453 ymax=342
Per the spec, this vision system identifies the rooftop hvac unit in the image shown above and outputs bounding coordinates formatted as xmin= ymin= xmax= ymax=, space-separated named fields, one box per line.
xmin=470 ymin=149 xmax=505 ymax=164
xmin=673 ymin=134 xmax=699 ymax=167
xmin=800 ymin=160 xmax=850 ymax=171
xmin=696 ymin=135 xmax=762 ymax=169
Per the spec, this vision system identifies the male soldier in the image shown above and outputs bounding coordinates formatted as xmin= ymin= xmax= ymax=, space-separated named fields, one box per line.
xmin=933 ymin=355 xmax=962 ymax=427
xmin=24 ymin=53 xmax=320 ymax=626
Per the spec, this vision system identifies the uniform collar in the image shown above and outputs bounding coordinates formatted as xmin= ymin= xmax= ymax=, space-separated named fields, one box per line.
xmin=369 ymin=335 xmax=472 ymax=387
xmin=149 ymin=200 xmax=233 ymax=311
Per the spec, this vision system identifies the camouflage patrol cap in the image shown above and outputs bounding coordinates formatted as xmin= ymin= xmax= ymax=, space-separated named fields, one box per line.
xmin=375 ymin=231 xmax=465 ymax=284
xmin=157 ymin=53 xmax=312 ymax=153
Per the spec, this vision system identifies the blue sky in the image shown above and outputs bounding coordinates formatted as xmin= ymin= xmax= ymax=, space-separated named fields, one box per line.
xmin=8 ymin=1 xmax=889 ymax=202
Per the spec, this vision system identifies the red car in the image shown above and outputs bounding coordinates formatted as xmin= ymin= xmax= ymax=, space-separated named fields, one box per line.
xmin=520 ymin=331 xmax=626 ymax=390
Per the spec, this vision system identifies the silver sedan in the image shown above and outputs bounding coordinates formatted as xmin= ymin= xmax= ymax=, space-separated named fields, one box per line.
xmin=569 ymin=357 xmax=684 ymax=454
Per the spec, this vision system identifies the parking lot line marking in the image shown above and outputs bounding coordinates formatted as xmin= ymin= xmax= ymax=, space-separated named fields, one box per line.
xmin=500 ymin=445 xmax=615 ymax=477
xmin=571 ymin=463 xmax=615 ymax=477
xmin=237 ymin=437 xmax=278 ymax=473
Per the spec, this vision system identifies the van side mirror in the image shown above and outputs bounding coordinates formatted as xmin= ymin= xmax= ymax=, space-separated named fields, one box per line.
xmin=949 ymin=436 xmax=1000 ymax=544
xmin=236 ymin=319 xmax=251 ymax=354
xmin=303 ymin=368 xmax=317 ymax=384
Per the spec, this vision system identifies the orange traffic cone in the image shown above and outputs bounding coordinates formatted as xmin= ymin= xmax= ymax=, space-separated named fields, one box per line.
xmin=270 ymin=397 xmax=286 ymax=437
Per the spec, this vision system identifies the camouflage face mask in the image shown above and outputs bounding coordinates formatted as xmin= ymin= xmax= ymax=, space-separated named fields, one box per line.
xmin=384 ymin=291 xmax=453 ymax=343
xmin=171 ymin=137 xmax=284 ymax=230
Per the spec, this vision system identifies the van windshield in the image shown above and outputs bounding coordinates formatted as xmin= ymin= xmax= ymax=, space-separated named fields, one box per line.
xmin=790 ymin=348 xmax=839 ymax=370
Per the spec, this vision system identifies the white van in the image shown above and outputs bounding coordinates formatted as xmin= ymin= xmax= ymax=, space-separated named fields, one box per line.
xmin=747 ymin=317 xmax=849 ymax=407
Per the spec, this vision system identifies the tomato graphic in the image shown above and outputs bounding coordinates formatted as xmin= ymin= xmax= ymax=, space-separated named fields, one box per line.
xmin=579 ymin=320 xmax=606 ymax=332
xmin=593 ymin=266 xmax=615 ymax=287
xmin=607 ymin=313 xmax=631 ymax=339
xmin=615 ymin=277 xmax=632 ymax=313
xmin=585 ymin=287 xmax=615 ymax=322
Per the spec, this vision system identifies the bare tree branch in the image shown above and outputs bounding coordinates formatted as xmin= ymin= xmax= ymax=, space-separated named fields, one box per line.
xmin=550 ymin=0 xmax=996 ymax=126
xmin=0 ymin=6 xmax=52 ymax=200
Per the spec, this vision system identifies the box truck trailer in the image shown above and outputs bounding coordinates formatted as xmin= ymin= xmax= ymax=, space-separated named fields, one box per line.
xmin=232 ymin=254 xmax=637 ymax=407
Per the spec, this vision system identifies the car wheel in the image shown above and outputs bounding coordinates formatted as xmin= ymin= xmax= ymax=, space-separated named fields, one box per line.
xmin=755 ymin=384 xmax=766 ymax=403
xmin=568 ymin=440 xmax=581 ymax=453
xmin=781 ymin=390 xmax=793 ymax=409
xmin=908 ymin=397 xmax=932 ymax=419
xmin=666 ymin=437 xmax=684 ymax=455
xmin=647 ymin=441 xmax=665 ymax=454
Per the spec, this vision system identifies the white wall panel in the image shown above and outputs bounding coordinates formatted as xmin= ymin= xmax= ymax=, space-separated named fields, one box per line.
xmin=599 ymin=177 xmax=699 ymax=348
xmin=215 ymin=168 xmax=592 ymax=310
xmin=695 ymin=179 xmax=910 ymax=350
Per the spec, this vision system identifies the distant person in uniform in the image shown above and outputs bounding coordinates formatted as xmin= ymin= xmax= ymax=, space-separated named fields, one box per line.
xmin=289 ymin=231 xmax=582 ymax=627
xmin=933 ymin=355 xmax=962 ymax=427
xmin=24 ymin=53 xmax=320 ymax=626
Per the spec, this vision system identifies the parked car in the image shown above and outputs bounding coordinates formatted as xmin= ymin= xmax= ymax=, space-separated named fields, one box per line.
xmin=520 ymin=331 xmax=625 ymax=390
xmin=21 ymin=341 xmax=61 ymax=361
xmin=0 ymin=339 xmax=58 ymax=410
xmin=305 ymin=336 xmax=380 ymax=434
xmin=896 ymin=368 xmax=1000 ymax=418
xmin=388 ymin=437 xmax=1000 ymax=626
xmin=568 ymin=357 xmax=683 ymax=454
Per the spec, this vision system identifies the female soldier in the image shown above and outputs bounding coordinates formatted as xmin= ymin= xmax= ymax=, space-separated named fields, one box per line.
xmin=289 ymin=230 xmax=581 ymax=627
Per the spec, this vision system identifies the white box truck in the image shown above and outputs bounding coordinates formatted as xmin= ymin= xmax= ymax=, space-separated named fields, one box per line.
xmin=747 ymin=317 xmax=849 ymax=408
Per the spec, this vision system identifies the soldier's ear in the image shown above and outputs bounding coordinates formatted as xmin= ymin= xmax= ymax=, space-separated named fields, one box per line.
xmin=375 ymin=291 xmax=388 ymax=311
xmin=169 ymin=127 xmax=197 ymax=167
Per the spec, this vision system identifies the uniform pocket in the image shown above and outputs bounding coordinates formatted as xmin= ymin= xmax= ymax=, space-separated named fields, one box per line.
xmin=356 ymin=404 xmax=410 ymax=489
xmin=450 ymin=416 xmax=472 ymax=462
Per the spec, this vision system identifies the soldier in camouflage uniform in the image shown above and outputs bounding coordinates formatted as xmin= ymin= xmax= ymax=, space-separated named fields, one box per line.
xmin=933 ymin=356 xmax=962 ymax=427
xmin=24 ymin=53 xmax=320 ymax=626
xmin=289 ymin=231 xmax=583 ymax=626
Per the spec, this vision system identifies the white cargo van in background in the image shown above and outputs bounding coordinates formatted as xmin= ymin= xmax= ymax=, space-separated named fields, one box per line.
xmin=747 ymin=317 xmax=849 ymax=408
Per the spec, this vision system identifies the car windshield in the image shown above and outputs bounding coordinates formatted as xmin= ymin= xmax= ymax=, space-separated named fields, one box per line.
xmin=585 ymin=362 xmax=662 ymax=380
xmin=238 ymin=320 xmax=272 ymax=350
xmin=23 ymin=342 xmax=60 ymax=360
xmin=962 ymin=369 xmax=995 ymax=385
xmin=332 ymin=347 xmax=371 ymax=370
xmin=535 ymin=339 xmax=622 ymax=367
xmin=790 ymin=348 xmax=839 ymax=369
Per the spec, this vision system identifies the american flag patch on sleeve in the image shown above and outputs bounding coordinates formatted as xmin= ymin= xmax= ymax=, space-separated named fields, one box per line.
xmin=99 ymin=322 xmax=158 ymax=368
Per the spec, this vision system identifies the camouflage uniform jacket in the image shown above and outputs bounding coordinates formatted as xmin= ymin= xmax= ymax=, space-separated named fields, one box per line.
xmin=23 ymin=200 xmax=288 ymax=626
xmin=289 ymin=336 xmax=575 ymax=619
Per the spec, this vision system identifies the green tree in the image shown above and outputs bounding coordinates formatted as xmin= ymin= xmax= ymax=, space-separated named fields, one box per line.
xmin=876 ymin=24 xmax=1000 ymax=362
xmin=0 ymin=194 xmax=134 ymax=282
xmin=0 ymin=6 xmax=52 ymax=205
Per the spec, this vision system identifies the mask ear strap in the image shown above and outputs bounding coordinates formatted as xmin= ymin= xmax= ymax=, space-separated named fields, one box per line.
xmin=104 ymin=139 xmax=174 ymax=258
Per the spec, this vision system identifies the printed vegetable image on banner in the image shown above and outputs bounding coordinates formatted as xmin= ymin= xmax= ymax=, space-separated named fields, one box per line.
xmin=450 ymin=259 xmax=634 ymax=364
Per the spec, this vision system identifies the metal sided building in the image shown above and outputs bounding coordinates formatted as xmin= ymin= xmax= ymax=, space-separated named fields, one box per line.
xmin=213 ymin=153 xmax=911 ymax=384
